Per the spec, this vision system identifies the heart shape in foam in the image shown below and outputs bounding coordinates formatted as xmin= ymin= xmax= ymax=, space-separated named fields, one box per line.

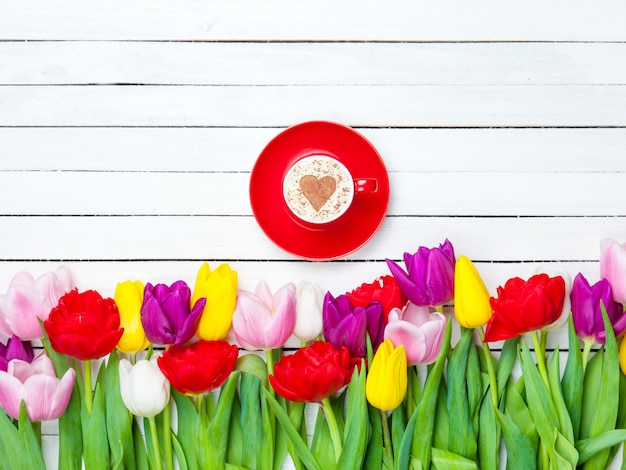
xmin=299 ymin=175 xmax=337 ymax=211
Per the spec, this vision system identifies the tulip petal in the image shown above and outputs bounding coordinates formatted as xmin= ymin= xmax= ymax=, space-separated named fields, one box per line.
xmin=0 ymin=371 xmax=25 ymax=419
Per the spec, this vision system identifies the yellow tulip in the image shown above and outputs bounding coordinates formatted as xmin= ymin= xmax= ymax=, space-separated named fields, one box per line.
xmin=454 ymin=255 xmax=493 ymax=328
xmin=115 ymin=280 xmax=150 ymax=354
xmin=366 ymin=339 xmax=407 ymax=411
xmin=192 ymin=263 xmax=238 ymax=341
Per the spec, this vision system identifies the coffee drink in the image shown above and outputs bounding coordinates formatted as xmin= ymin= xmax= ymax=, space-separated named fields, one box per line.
xmin=283 ymin=155 xmax=354 ymax=224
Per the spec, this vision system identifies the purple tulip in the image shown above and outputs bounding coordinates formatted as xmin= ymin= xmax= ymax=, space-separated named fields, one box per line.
xmin=0 ymin=336 xmax=34 ymax=372
xmin=322 ymin=292 xmax=384 ymax=358
xmin=0 ymin=353 xmax=75 ymax=421
xmin=386 ymin=240 xmax=456 ymax=308
xmin=140 ymin=281 xmax=206 ymax=346
xmin=571 ymin=273 xmax=626 ymax=343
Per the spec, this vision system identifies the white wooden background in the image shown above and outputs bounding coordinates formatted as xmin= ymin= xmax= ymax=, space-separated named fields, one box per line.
xmin=2 ymin=1 xmax=626 ymax=468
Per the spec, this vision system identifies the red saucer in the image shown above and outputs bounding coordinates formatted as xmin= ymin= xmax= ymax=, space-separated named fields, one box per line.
xmin=250 ymin=121 xmax=390 ymax=260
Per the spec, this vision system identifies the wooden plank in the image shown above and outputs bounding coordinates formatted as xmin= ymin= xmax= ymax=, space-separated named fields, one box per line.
xmin=0 ymin=215 xmax=622 ymax=262
xmin=3 ymin=41 xmax=626 ymax=86
xmin=2 ymin=85 xmax=626 ymax=127
xmin=1 ymin=1 xmax=626 ymax=41
xmin=3 ymin=127 xmax=626 ymax=173
xmin=1 ymin=171 xmax=625 ymax=216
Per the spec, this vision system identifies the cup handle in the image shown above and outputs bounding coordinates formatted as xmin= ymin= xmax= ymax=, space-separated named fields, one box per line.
xmin=354 ymin=178 xmax=378 ymax=193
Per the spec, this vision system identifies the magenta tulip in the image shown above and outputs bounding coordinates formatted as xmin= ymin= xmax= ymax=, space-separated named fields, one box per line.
xmin=571 ymin=273 xmax=626 ymax=343
xmin=386 ymin=240 xmax=455 ymax=308
xmin=231 ymin=281 xmax=296 ymax=350
xmin=0 ymin=336 xmax=34 ymax=372
xmin=0 ymin=266 xmax=73 ymax=340
xmin=600 ymin=238 xmax=626 ymax=304
xmin=384 ymin=302 xmax=446 ymax=365
xmin=0 ymin=353 xmax=75 ymax=421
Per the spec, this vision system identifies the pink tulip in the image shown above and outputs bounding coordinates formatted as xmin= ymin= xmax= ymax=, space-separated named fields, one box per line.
xmin=0 ymin=352 xmax=75 ymax=421
xmin=600 ymin=238 xmax=626 ymax=304
xmin=0 ymin=266 xmax=74 ymax=340
xmin=232 ymin=281 xmax=296 ymax=350
xmin=383 ymin=302 xmax=446 ymax=365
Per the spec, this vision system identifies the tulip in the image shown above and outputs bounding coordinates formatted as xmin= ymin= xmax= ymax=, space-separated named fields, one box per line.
xmin=119 ymin=356 xmax=170 ymax=417
xmin=571 ymin=273 xmax=626 ymax=343
xmin=44 ymin=289 xmax=124 ymax=361
xmin=0 ymin=266 xmax=73 ymax=340
xmin=366 ymin=339 xmax=407 ymax=411
xmin=141 ymin=281 xmax=205 ymax=346
xmin=192 ymin=263 xmax=238 ymax=341
xmin=600 ymin=238 xmax=626 ymax=304
xmin=115 ymin=280 xmax=150 ymax=355
xmin=0 ymin=353 xmax=75 ymax=421
xmin=157 ymin=340 xmax=238 ymax=395
xmin=484 ymin=274 xmax=565 ymax=342
xmin=294 ymin=281 xmax=324 ymax=343
xmin=269 ymin=340 xmax=354 ymax=402
xmin=539 ymin=268 xmax=572 ymax=332
xmin=384 ymin=302 xmax=446 ymax=365
xmin=346 ymin=275 xmax=407 ymax=322
xmin=0 ymin=335 xmax=34 ymax=372
xmin=385 ymin=239 xmax=455 ymax=308
xmin=620 ymin=338 xmax=626 ymax=376
xmin=231 ymin=281 xmax=296 ymax=351
xmin=322 ymin=292 xmax=385 ymax=358
xmin=453 ymin=255 xmax=492 ymax=329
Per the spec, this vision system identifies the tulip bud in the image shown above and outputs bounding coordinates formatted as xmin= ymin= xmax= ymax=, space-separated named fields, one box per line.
xmin=115 ymin=280 xmax=150 ymax=354
xmin=453 ymin=255 xmax=492 ymax=329
xmin=294 ymin=281 xmax=324 ymax=343
xmin=119 ymin=356 xmax=170 ymax=417
xmin=366 ymin=339 xmax=407 ymax=411
xmin=600 ymin=238 xmax=626 ymax=304
xmin=192 ymin=263 xmax=238 ymax=341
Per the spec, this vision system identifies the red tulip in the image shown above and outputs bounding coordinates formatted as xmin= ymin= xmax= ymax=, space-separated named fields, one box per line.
xmin=346 ymin=275 xmax=407 ymax=322
xmin=268 ymin=340 xmax=354 ymax=403
xmin=157 ymin=340 xmax=238 ymax=395
xmin=484 ymin=274 xmax=565 ymax=342
xmin=44 ymin=289 xmax=124 ymax=361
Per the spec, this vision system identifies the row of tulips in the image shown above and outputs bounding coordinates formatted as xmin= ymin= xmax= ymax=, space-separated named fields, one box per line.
xmin=1 ymin=239 xmax=626 ymax=469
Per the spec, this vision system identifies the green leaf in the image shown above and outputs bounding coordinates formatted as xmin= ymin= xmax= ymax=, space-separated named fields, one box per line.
xmin=466 ymin=342 xmax=483 ymax=426
xmin=577 ymin=429 xmax=626 ymax=464
xmin=431 ymin=447 xmax=478 ymax=470
xmin=495 ymin=408 xmax=537 ymax=470
xmin=364 ymin=404 xmax=383 ymax=470
xmin=562 ymin=316 xmax=584 ymax=441
xmin=263 ymin=389 xmax=322 ymax=470
xmin=337 ymin=365 xmax=369 ymax=470
xmin=582 ymin=304 xmax=620 ymax=470
xmin=446 ymin=327 xmax=477 ymax=461
xmin=433 ymin=380 xmax=449 ymax=452
xmin=227 ymin=389 xmax=244 ymax=466
xmin=580 ymin=348 xmax=602 ymax=440
xmin=547 ymin=349 xmax=575 ymax=443
xmin=236 ymin=354 xmax=269 ymax=387
xmin=0 ymin=409 xmax=23 ymax=468
xmin=205 ymin=372 xmax=240 ymax=469
xmin=239 ymin=372 xmax=264 ymax=470
xmin=171 ymin=390 xmax=198 ymax=470
xmin=396 ymin=319 xmax=451 ymax=470
xmin=260 ymin=386 xmax=274 ymax=470
xmin=103 ymin=352 xmax=136 ymax=470
xmin=311 ymin=404 xmax=335 ymax=469
xmin=477 ymin=391 xmax=498 ymax=470
xmin=18 ymin=402 xmax=46 ymax=470
xmin=553 ymin=428 xmax=578 ymax=469
xmin=496 ymin=338 xmax=520 ymax=400
xmin=82 ymin=384 xmax=110 ymax=470
xmin=171 ymin=433 xmax=189 ymax=470
xmin=132 ymin=418 xmax=150 ymax=470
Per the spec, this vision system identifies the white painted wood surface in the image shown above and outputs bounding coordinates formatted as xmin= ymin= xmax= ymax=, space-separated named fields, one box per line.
xmin=2 ymin=1 xmax=626 ymax=467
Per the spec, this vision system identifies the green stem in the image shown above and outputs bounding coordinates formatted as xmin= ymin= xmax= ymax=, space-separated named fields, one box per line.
xmin=380 ymin=408 xmax=394 ymax=468
xmin=83 ymin=360 xmax=93 ymax=415
xmin=265 ymin=349 xmax=275 ymax=378
xmin=321 ymin=397 xmax=343 ymax=462
xmin=162 ymin=400 xmax=174 ymax=470
xmin=582 ymin=339 xmax=594 ymax=372
xmin=479 ymin=328 xmax=499 ymax=409
xmin=148 ymin=416 xmax=164 ymax=470
xmin=530 ymin=331 xmax=550 ymax=391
